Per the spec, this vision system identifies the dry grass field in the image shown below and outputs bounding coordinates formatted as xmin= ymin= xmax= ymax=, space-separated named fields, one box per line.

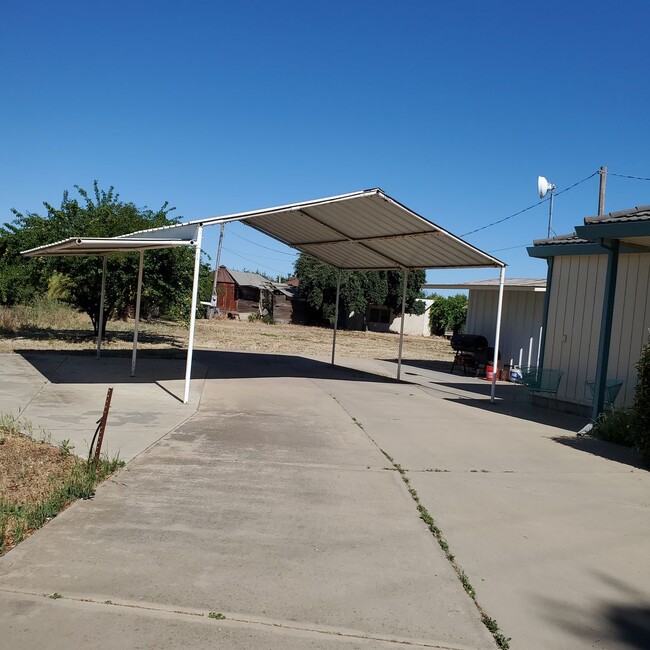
xmin=0 ymin=301 xmax=454 ymax=363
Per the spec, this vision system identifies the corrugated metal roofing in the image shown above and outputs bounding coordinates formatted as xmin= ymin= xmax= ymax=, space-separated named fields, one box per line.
xmin=21 ymin=189 xmax=503 ymax=271
xmin=122 ymin=189 xmax=504 ymax=271
xmin=423 ymin=278 xmax=545 ymax=290
xmin=21 ymin=236 xmax=196 ymax=257
xmin=228 ymin=269 xmax=273 ymax=289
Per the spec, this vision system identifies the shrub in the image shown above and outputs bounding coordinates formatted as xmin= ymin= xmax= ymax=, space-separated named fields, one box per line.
xmin=428 ymin=293 xmax=467 ymax=335
xmin=592 ymin=408 xmax=636 ymax=447
xmin=633 ymin=336 xmax=650 ymax=463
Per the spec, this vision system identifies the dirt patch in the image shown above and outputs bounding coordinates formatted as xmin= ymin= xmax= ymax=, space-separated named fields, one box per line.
xmin=0 ymin=311 xmax=454 ymax=363
xmin=0 ymin=417 xmax=123 ymax=555
xmin=0 ymin=429 xmax=76 ymax=508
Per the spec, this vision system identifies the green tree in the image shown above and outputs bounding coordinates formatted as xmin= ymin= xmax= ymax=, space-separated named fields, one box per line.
xmin=428 ymin=293 xmax=468 ymax=335
xmin=294 ymin=253 xmax=425 ymax=327
xmin=0 ymin=182 xmax=208 ymax=333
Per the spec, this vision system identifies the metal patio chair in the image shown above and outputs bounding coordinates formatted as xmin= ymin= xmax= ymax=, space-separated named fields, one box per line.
xmin=519 ymin=367 xmax=564 ymax=402
xmin=585 ymin=379 xmax=624 ymax=410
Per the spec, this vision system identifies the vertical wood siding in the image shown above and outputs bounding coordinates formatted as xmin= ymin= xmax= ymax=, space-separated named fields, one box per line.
xmin=465 ymin=290 xmax=545 ymax=369
xmin=544 ymin=253 xmax=650 ymax=407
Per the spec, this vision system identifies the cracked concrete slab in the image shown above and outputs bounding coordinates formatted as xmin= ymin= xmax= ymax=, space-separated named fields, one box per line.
xmin=0 ymin=351 xmax=494 ymax=649
xmin=0 ymin=352 xmax=204 ymax=461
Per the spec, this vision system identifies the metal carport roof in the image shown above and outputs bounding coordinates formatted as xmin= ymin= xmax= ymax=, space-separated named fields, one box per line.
xmin=120 ymin=189 xmax=504 ymax=271
xmin=21 ymin=237 xmax=197 ymax=257
xmin=21 ymin=189 xmax=507 ymax=404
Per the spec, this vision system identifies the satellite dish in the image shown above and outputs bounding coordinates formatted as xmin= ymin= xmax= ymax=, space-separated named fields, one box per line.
xmin=537 ymin=175 xmax=555 ymax=199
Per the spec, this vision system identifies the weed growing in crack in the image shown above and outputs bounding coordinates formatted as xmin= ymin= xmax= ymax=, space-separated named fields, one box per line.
xmin=335 ymin=401 xmax=510 ymax=649
xmin=208 ymin=612 xmax=226 ymax=620
xmin=376 ymin=445 xmax=509 ymax=649
xmin=482 ymin=614 xmax=511 ymax=649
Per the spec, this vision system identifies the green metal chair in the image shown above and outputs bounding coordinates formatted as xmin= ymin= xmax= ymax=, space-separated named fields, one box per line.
xmin=519 ymin=367 xmax=564 ymax=401
xmin=585 ymin=379 xmax=624 ymax=409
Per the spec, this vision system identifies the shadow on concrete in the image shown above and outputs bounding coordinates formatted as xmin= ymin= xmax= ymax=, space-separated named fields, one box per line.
xmin=537 ymin=573 xmax=650 ymax=649
xmin=551 ymin=435 xmax=648 ymax=471
xmin=383 ymin=358 xmax=454 ymax=374
xmin=437 ymin=395 xmax=587 ymax=433
xmin=5 ymin=326 xmax=181 ymax=347
xmin=17 ymin=349 xmax=401 ymax=386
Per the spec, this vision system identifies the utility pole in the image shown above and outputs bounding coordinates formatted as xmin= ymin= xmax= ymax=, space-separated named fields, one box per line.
xmin=212 ymin=223 xmax=225 ymax=296
xmin=598 ymin=166 xmax=607 ymax=215
xmin=209 ymin=223 xmax=225 ymax=319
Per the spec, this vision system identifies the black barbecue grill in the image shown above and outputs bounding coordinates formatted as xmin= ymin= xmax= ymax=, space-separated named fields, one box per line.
xmin=450 ymin=334 xmax=497 ymax=375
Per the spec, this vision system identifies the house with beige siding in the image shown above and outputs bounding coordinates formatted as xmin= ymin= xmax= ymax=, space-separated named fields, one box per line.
xmin=422 ymin=279 xmax=546 ymax=370
xmin=529 ymin=205 xmax=650 ymax=418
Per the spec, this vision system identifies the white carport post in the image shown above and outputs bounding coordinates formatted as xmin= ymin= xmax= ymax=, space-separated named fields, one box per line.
xmin=331 ymin=269 xmax=341 ymax=365
xmin=131 ymin=250 xmax=145 ymax=377
xmin=183 ymin=225 xmax=203 ymax=404
xmin=396 ymin=269 xmax=408 ymax=380
xmin=490 ymin=265 xmax=506 ymax=403
xmin=96 ymin=255 xmax=107 ymax=359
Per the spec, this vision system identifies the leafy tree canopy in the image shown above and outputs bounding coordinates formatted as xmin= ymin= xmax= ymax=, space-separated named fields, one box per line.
xmin=428 ymin=293 xmax=468 ymax=335
xmin=294 ymin=253 xmax=425 ymax=327
xmin=0 ymin=182 xmax=210 ymax=333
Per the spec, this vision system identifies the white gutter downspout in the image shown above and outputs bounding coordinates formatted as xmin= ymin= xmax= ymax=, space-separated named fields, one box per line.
xmin=183 ymin=225 xmax=203 ymax=404
xmin=96 ymin=255 xmax=107 ymax=359
xmin=396 ymin=269 xmax=408 ymax=380
xmin=490 ymin=266 xmax=506 ymax=403
xmin=131 ymin=250 xmax=145 ymax=377
xmin=331 ymin=269 xmax=341 ymax=365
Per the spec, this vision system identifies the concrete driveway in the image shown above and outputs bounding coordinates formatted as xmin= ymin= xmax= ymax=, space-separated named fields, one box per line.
xmin=1 ymin=350 xmax=648 ymax=649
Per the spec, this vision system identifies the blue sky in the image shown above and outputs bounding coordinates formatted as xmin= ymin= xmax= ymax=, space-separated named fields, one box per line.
xmin=2 ymin=1 xmax=649 ymax=285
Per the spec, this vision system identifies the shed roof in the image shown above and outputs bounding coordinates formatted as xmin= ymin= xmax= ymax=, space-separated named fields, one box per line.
xmin=227 ymin=269 xmax=273 ymax=289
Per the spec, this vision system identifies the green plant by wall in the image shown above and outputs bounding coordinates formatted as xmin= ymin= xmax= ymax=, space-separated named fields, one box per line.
xmin=633 ymin=335 xmax=650 ymax=463
xmin=592 ymin=409 xmax=636 ymax=447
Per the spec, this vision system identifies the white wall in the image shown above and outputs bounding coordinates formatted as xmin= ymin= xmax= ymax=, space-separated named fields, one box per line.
xmin=388 ymin=299 xmax=434 ymax=336
xmin=465 ymin=290 xmax=545 ymax=370
xmin=544 ymin=253 xmax=650 ymax=407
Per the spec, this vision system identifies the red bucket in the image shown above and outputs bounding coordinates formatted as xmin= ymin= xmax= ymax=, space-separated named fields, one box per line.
xmin=485 ymin=365 xmax=494 ymax=381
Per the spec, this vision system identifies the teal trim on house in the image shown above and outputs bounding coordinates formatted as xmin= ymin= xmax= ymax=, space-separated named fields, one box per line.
xmin=537 ymin=257 xmax=554 ymax=374
xmin=592 ymin=239 xmax=620 ymax=420
xmin=576 ymin=220 xmax=650 ymax=241
xmin=527 ymin=243 xmax=605 ymax=258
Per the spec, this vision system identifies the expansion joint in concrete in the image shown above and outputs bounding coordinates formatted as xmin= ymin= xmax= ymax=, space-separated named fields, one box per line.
xmin=0 ymin=587 xmax=472 ymax=649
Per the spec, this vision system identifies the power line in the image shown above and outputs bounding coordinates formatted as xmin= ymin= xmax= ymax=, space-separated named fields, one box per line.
xmin=221 ymin=246 xmax=293 ymax=276
xmin=610 ymin=172 xmax=650 ymax=182
xmin=228 ymin=227 xmax=298 ymax=255
xmin=554 ymin=170 xmax=600 ymax=197
xmin=461 ymin=170 xmax=600 ymax=237
xmin=487 ymin=244 xmax=528 ymax=253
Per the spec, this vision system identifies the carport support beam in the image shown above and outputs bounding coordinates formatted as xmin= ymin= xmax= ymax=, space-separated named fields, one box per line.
xmin=490 ymin=266 xmax=506 ymax=402
xmin=331 ymin=269 xmax=341 ymax=365
xmin=183 ymin=225 xmax=204 ymax=404
xmin=96 ymin=255 xmax=107 ymax=359
xmin=131 ymin=250 xmax=145 ymax=377
xmin=396 ymin=269 xmax=408 ymax=380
